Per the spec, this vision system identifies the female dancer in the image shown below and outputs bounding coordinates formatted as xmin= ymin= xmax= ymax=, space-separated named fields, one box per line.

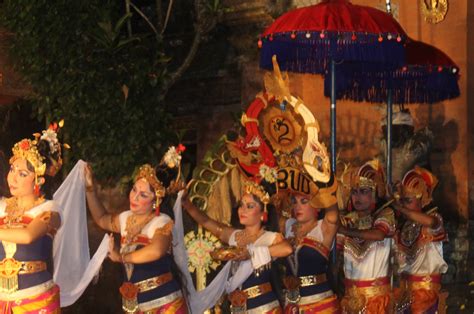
xmin=85 ymin=162 xmax=188 ymax=313
xmin=182 ymin=180 xmax=292 ymax=313
xmin=0 ymin=126 xmax=63 ymax=312
xmin=259 ymin=54 xmax=339 ymax=312
xmin=282 ymin=180 xmax=340 ymax=313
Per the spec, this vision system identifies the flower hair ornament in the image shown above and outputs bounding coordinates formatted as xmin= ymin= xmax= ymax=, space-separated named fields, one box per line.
xmin=162 ymin=144 xmax=186 ymax=169
xmin=10 ymin=120 xmax=69 ymax=196
xmin=258 ymin=164 xmax=278 ymax=184
xmin=134 ymin=164 xmax=166 ymax=215
xmin=160 ymin=144 xmax=186 ymax=194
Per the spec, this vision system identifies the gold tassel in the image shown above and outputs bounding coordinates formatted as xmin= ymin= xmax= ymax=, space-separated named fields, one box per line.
xmin=0 ymin=258 xmax=21 ymax=293
xmin=0 ymin=276 xmax=19 ymax=293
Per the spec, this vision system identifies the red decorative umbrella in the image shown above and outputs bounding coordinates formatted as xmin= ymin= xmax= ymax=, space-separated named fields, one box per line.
xmin=329 ymin=39 xmax=460 ymax=182
xmin=334 ymin=39 xmax=460 ymax=104
xmin=259 ymin=0 xmax=407 ymax=75
xmin=259 ymin=0 xmax=408 ymax=175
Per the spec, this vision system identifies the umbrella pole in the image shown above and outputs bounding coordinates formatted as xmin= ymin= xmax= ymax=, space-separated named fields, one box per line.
xmin=386 ymin=89 xmax=393 ymax=185
xmin=386 ymin=89 xmax=394 ymax=292
xmin=330 ymin=60 xmax=337 ymax=174
xmin=330 ymin=59 xmax=337 ymax=269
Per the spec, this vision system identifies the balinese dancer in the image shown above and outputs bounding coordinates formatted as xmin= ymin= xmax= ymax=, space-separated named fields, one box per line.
xmin=337 ymin=160 xmax=396 ymax=314
xmin=393 ymin=167 xmax=447 ymax=314
xmin=0 ymin=124 xmax=66 ymax=312
xmin=284 ymin=169 xmax=339 ymax=313
xmin=238 ymin=55 xmax=339 ymax=313
xmin=85 ymin=148 xmax=188 ymax=313
xmin=182 ymin=179 xmax=292 ymax=313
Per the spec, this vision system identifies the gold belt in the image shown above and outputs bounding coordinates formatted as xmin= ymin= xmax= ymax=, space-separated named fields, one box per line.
xmin=299 ymin=273 xmax=327 ymax=287
xmin=347 ymin=284 xmax=390 ymax=299
xmin=0 ymin=258 xmax=47 ymax=276
xmin=408 ymin=280 xmax=441 ymax=292
xmin=243 ymin=282 xmax=272 ymax=299
xmin=135 ymin=272 xmax=173 ymax=293
xmin=0 ymin=258 xmax=47 ymax=293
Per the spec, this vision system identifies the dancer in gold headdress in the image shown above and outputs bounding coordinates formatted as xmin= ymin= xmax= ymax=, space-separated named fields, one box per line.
xmin=0 ymin=123 xmax=65 ymax=313
xmin=393 ymin=167 xmax=447 ymax=314
xmin=182 ymin=177 xmax=292 ymax=314
xmin=338 ymin=160 xmax=395 ymax=314
xmin=85 ymin=146 xmax=188 ymax=314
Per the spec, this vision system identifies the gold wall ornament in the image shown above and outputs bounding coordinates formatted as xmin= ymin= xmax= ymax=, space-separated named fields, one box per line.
xmin=262 ymin=106 xmax=302 ymax=154
xmin=421 ymin=0 xmax=448 ymax=24
xmin=184 ymin=226 xmax=222 ymax=291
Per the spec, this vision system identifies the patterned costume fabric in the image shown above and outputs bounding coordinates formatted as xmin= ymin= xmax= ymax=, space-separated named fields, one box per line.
xmin=227 ymin=230 xmax=283 ymax=313
xmin=394 ymin=208 xmax=447 ymax=314
xmin=285 ymin=219 xmax=339 ymax=313
xmin=118 ymin=211 xmax=187 ymax=314
xmin=338 ymin=205 xmax=396 ymax=314
xmin=0 ymin=199 xmax=61 ymax=313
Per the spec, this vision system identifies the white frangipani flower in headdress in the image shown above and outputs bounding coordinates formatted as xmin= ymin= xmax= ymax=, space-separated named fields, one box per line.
xmin=162 ymin=144 xmax=186 ymax=169
xmin=259 ymin=164 xmax=278 ymax=183
xmin=40 ymin=128 xmax=59 ymax=153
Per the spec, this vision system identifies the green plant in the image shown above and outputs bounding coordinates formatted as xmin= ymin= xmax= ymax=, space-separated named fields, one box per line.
xmin=0 ymin=0 xmax=223 ymax=184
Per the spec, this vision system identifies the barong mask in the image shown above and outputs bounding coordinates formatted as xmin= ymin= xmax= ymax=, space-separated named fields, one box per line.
xmin=395 ymin=166 xmax=438 ymax=208
xmin=227 ymin=58 xmax=336 ymax=213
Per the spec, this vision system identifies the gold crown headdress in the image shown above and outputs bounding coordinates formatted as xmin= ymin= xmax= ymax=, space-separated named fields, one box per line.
xmin=243 ymin=180 xmax=271 ymax=222
xmin=10 ymin=139 xmax=47 ymax=177
xmin=394 ymin=166 xmax=438 ymax=208
xmin=340 ymin=159 xmax=386 ymax=199
xmin=10 ymin=120 xmax=68 ymax=195
xmin=134 ymin=164 xmax=166 ymax=215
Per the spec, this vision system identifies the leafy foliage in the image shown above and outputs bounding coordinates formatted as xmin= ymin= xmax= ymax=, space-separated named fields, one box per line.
xmin=0 ymin=1 xmax=171 ymax=183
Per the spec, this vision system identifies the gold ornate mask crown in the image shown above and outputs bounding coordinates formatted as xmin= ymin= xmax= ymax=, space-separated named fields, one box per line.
xmin=10 ymin=139 xmax=47 ymax=176
xmin=395 ymin=166 xmax=438 ymax=208
xmin=340 ymin=159 xmax=386 ymax=199
xmin=134 ymin=164 xmax=166 ymax=209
